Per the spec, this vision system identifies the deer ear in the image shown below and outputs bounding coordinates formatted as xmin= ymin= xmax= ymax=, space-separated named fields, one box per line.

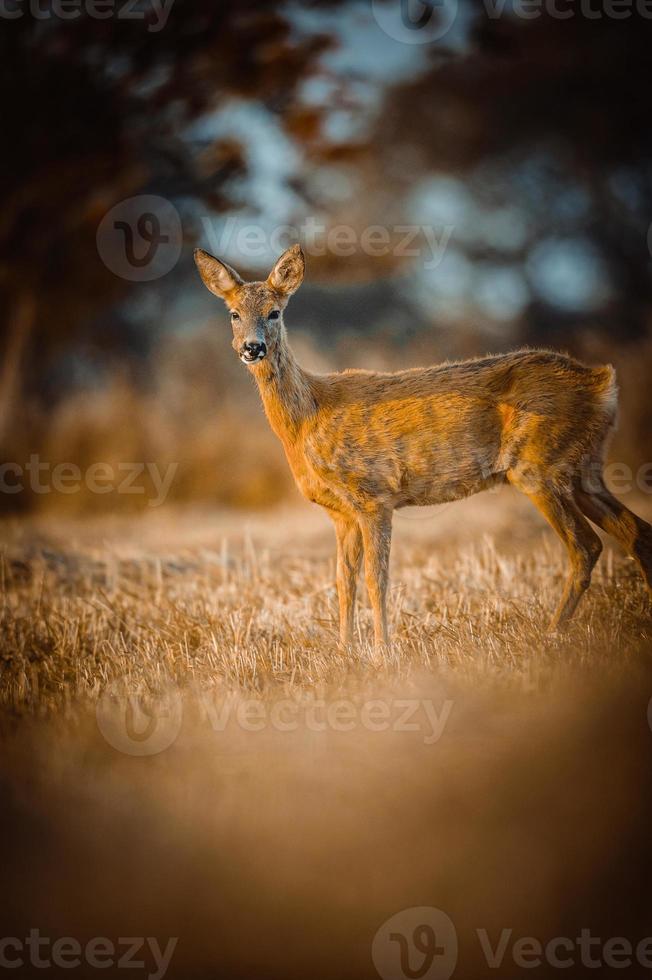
xmin=267 ymin=244 xmax=305 ymax=296
xmin=194 ymin=248 xmax=243 ymax=299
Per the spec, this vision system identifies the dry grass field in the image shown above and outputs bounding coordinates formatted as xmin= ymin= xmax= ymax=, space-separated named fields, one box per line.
xmin=3 ymin=488 xmax=652 ymax=707
xmin=2 ymin=490 xmax=652 ymax=979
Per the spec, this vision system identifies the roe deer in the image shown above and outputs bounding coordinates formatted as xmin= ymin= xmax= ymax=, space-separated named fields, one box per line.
xmin=194 ymin=244 xmax=652 ymax=647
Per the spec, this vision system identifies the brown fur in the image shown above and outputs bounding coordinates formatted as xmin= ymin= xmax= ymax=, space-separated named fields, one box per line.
xmin=195 ymin=245 xmax=652 ymax=647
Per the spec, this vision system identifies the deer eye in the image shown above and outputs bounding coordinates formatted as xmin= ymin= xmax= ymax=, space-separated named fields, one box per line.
xmin=268 ymin=310 xmax=280 ymax=320
xmin=231 ymin=311 xmax=240 ymax=320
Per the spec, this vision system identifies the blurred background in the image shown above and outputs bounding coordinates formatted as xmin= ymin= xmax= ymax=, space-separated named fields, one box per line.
xmin=2 ymin=0 xmax=652 ymax=512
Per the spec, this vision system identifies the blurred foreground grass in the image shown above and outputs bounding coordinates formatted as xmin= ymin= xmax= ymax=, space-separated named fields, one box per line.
xmin=2 ymin=492 xmax=652 ymax=979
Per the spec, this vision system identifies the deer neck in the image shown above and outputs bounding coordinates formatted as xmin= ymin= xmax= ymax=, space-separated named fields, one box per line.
xmin=250 ymin=331 xmax=315 ymax=443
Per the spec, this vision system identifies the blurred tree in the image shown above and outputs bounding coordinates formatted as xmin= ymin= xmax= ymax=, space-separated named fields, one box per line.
xmin=376 ymin=8 xmax=652 ymax=338
xmin=0 ymin=0 xmax=338 ymax=437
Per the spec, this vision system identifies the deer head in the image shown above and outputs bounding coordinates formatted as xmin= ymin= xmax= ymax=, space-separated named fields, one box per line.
xmin=193 ymin=244 xmax=305 ymax=364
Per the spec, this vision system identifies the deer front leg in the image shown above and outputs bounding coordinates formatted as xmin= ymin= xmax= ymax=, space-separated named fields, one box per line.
xmin=359 ymin=509 xmax=393 ymax=649
xmin=330 ymin=512 xmax=363 ymax=645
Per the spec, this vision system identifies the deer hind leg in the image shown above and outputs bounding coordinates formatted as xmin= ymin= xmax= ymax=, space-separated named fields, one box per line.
xmin=509 ymin=474 xmax=603 ymax=628
xmin=574 ymin=476 xmax=652 ymax=600
xmin=359 ymin=509 xmax=392 ymax=649
xmin=330 ymin=512 xmax=363 ymax=645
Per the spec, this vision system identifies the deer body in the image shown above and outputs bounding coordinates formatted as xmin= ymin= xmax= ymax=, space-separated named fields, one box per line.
xmin=195 ymin=244 xmax=652 ymax=648
xmin=261 ymin=357 xmax=506 ymax=510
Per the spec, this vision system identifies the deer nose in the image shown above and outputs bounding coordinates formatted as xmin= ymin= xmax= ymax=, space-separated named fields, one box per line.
xmin=240 ymin=340 xmax=267 ymax=362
